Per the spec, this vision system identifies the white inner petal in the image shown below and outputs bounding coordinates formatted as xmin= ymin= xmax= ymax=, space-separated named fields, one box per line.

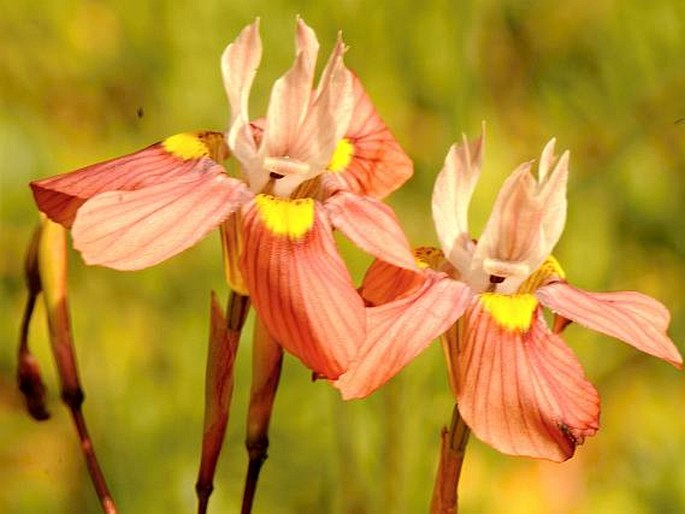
xmin=263 ymin=156 xmax=311 ymax=176
xmin=483 ymin=258 xmax=530 ymax=280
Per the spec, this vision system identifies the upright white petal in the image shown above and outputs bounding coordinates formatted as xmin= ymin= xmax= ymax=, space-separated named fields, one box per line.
xmin=221 ymin=19 xmax=262 ymax=126
xmin=431 ymin=127 xmax=484 ymax=276
xmin=471 ymin=140 xmax=569 ymax=293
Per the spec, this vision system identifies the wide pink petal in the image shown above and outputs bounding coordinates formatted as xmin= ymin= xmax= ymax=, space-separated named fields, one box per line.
xmin=536 ymin=281 xmax=682 ymax=368
xmin=431 ymin=129 xmax=484 ymax=274
xmin=334 ymin=73 xmax=413 ymax=199
xmin=457 ymin=298 xmax=600 ymax=461
xmin=324 ymin=191 xmax=416 ymax=270
xmin=473 ymin=140 xmax=568 ymax=292
xmin=240 ymin=198 xmax=365 ymax=379
xmin=31 ymin=134 xmax=228 ymax=228
xmin=222 ymin=19 xmax=262 ymax=125
xmin=336 ymin=270 xmax=471 ymax=399
xmin=71 ymin=166 xmax=250 ymax=270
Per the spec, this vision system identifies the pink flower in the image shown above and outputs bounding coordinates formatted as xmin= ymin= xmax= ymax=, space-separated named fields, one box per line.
xmin=30 ymin=18 xmax=415 ymax=380
xmin=338 ymin=127 xmax=682 ymax=461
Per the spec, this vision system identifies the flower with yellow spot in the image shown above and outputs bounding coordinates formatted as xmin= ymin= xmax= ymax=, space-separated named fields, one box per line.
xmin=29 ymin=18 xmax=415 ymax=379
xmin=337 ymin=128 xmax=682 ymax=462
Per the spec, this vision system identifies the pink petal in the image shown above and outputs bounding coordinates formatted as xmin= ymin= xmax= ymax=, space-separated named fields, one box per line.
xmin=229 ymin=118 xmax=265 ymax=192
xmin=334 ymin=73 xmax=413 ymax=199
xmin=359 ymin=258 xmax=426 ymax=306
xmin=222 ymin=19 xmax=262 ymax=125
xmin=473 ymin=140 xmax=569 ymax=292
xmin=31 ymin=133 xmax=228 ymax=228
xmin=294 ymin=16 xmax=320 ymax=77
xmin=313 ymin=29 xmax=342 ymax=97
xmin=431 ymin=128 xmax=484 ymax=274
xmin=589 ymin=290 xmax=671 ymax=330
xmin=336 ymin=270 xmax=471 ymax=399
xmin=240 ymin=197 xmax=365 ymax=379
xmin=71 ymin=166 xmax=250 ymax=270
xmin=222 ymin=21 xmax=263 ymax=190
xmin=536 ymin=281 xmax=682 ymax=368
xmin=457 ymin=297 xmax=600 ymax=461
xmin=289 ymin=35 xmax=353 ymax=173
xmin=262 ymin=31 xmax=318 ymax=160
xmin=324 ymin=190 xmax=416 ymax=270
xmin=261 ymin=28 xmax=353 ymax=198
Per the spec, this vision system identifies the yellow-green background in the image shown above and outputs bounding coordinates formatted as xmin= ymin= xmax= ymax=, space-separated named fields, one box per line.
xmin=2 ymin=1 xmax=684 ymax=513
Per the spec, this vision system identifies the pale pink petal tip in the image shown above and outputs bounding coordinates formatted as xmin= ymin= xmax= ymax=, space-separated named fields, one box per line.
xmin=538 ymin=137 xmax=557 ymax=180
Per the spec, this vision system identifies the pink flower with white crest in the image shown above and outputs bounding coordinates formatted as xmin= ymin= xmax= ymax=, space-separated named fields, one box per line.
xmin=30 ymin=18 xmax=419 ymax=380
xmin=338 ymin=127 xmax=682 ymax=461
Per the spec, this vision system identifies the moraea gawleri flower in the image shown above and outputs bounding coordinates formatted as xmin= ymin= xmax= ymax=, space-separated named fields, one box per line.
xmin=338 ymin=128 xmax=682 ymax=462
xmin=30 ymin=18 xmax=416 ymax=379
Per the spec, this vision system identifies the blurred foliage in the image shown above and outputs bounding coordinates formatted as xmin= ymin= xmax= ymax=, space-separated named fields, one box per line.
xmin=1 ymin=0 xmax=684 ymax=513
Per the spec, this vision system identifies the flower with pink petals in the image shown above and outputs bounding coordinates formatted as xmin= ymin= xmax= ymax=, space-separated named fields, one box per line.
xmin=338 ymin=128 xmax=682 ymax=462
xmin=30 ymin=18 xmax=416 ymax=379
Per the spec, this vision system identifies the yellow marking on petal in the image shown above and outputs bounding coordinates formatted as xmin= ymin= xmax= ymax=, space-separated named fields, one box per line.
xmin=414 ymin=246 xmax=444 ymax=269
xmin=518 ymin=255 xmax=566 ymax=293
xmin=162 ymin=131 xmax=230 ymax=162
xmin=479 ymin=293 xmax=538 ymax=332
xmin=163 ymin=132 xmax=211 ymax=160
xmin=255 ymin=194 xmax=315 ymax=240
xmin=328 ymin=138 xmax=355 ymax=172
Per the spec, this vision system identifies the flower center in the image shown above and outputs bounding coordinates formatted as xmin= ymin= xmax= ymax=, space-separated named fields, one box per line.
xmin=264 ymin=156 xmax=311 ymax=177
xmin=482 ymin=258 xmax=530 ymax=281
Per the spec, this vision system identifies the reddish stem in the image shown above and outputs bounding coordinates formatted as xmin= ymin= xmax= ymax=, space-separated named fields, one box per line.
xmin=21 ymin=220 xmax=118 ymax=513
xmin=195 ymin=291 xmax=250 ymax=514
xmin=241 ymin=315 xmax=283 ymax=514
xmin=430 ymin=404 xmax=470 ymax=514
xmin=68 ymin=392 xmax=118 ymax=514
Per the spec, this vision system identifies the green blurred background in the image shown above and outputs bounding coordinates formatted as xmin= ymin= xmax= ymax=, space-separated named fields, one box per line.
xmin=2 ymin=0 xmax=684 ymax=513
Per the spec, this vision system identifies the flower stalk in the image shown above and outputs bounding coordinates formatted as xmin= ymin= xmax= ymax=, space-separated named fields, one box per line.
xmin=430 ymin=404 xmax=470 ymax=514
xmin=196 ymin=290 xmax=250 ymax=514
xmin=242 ymin=315 xmax=284 ymax=514
xmin=18 ymin=217 xmax=117 ymax=514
